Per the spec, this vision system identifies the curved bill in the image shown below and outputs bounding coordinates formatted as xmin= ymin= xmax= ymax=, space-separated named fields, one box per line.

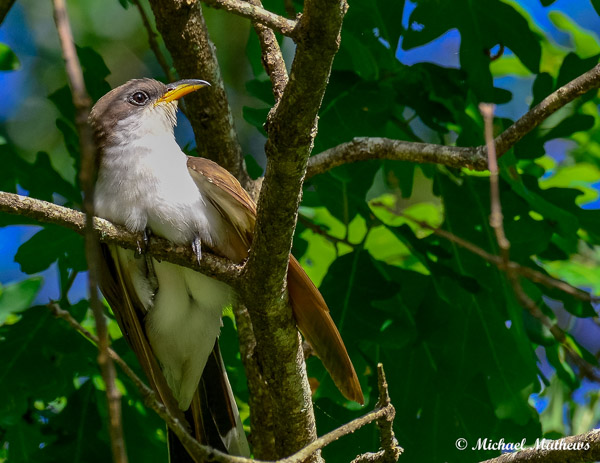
xmin=156 ymin=79 xmax=210 ymax=105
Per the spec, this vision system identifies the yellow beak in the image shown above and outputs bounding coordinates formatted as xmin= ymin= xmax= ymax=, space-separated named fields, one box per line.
xmin=155 ymin=79 xmax=210 ymax=105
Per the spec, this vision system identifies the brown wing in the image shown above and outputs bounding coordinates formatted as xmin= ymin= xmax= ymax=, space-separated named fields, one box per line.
xmin=97 ymin=244 xmax=185 ymax=422
xmin=187 ymin=156 xmax=364 ymax=404
xmin=188 ymin=157 xmax=255 ymax=262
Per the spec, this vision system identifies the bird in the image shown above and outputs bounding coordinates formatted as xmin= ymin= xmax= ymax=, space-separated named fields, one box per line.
xmin=89 ymin=78 xmax=363 ymax=462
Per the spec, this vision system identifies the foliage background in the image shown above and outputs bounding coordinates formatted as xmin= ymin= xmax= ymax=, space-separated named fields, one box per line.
xmin=1 ymin=0 xmax=600 ymax=462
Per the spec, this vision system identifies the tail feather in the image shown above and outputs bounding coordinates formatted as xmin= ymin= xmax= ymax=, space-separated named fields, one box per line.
xmin=168 ymin=342 xmax=250 ymax=463
xmin=288 ymin=256 xmax=364 ymax=404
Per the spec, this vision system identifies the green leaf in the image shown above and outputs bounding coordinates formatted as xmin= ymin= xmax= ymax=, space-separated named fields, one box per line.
xmin=0 ymin=278 xmax=43 ymax=325
xmin=0 ymin=43 xmax=19 ymax=71
xmin=0 ymin=304 xmax=95 ymax=423
xmin=383 ymin=160 xmax=415 ymax=198
xmin=556 ymin=52 xmax=600 ymax=90
xmin=308 ymin=162 xmax=380 ymax=224
xmin=242 ymin=106 xmax=268 ymax=135
xmin=15 ymin=226 xmax=86 ymax=274
xmin=244 ymin=154 xmax=263 ymax=179
xmin=403 ymin=0 xmax=540 ymax=100
xmin=549 ymin=12 xmax=600 ymax=58
xmin=17 ymin=151 xmax=81 ymax=204
xmin=33 ymin=381 xmax=112 ymax=463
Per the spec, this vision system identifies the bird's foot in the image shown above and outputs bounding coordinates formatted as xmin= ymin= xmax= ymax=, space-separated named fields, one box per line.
xmin=192 ymin=236 xmax=202 ymax=265
xmin=135 ymin=228 xmax=152 ymax=258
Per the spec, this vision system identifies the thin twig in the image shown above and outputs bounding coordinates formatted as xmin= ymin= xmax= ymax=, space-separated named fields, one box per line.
xmin=480 ymin=103 xmax=510 ymax=262
xmin=307 ymin=138 xmax=489 ymax=178
xmin=131 ymin=0 xmax=176 ymax=83
xmin=202 ymin=0 xmax=298 ymax=37
xmin=246 ymin=0 xmax=288 ymax=103
xmin=367 ymin=364 xmax=403 ymax=463
xmin=50 ymin=304 xmax=400 ymax=463
xmin=51 ymin=1 xmax=127 ymax=462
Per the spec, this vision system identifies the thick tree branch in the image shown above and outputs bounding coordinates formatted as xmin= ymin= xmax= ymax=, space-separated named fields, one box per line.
xmin=0 ymin=192 xmax=242 ymax=287
xmin=52 ymin=1 xmax=127 ymax=462
xmin=148 ymin=0 xmax=252 ymax=189
xmin=233 ymin=303 xmax=277 ymax=459
xmin=241 ymin=0 xmax=348 ymax=458
xmin=230 ymin=2 xmax=288 ymax=451
xmin=202 ymin=0 xmax=298 ymax=37
xmin=480 ymin=429 xmax=600 ymax=463
xmin=307 ymin=63 xmax=600 ymax=178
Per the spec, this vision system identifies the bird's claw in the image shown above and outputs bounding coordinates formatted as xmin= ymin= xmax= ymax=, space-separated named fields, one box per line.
xmin=135 ymin=228 xmax=152 ymax=258
xmin=192 ymin=237 xmax=202 ymax=265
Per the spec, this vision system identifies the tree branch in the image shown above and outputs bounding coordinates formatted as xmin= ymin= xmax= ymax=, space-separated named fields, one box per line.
xmin=307 ymin=63 xmax=600 ymax=178
xmin=0 ymin=192 xmax=242 ymax=287
xmin=232 ymin=303 xmax=277 ymax=459
xmin=202 ymin=0 xmax=298 ymax=37
xmin=479 ymin=429 xmax=600 ymax=463
xmin=147 ymin=0 xmax=252 ymax=189
xmin=241 ymin=0 xmax=348 ymax=458
xmin=306 ymin=138 xmax=487 ymax=178
xmin=52 ymin=1 xmax=127 ymax=462
xmin=245 ymin=0 xmax=288 ymax=103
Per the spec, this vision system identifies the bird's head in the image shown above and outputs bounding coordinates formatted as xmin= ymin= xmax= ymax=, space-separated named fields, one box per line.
xmin=89 ymin=78 xmax=210 ymax=149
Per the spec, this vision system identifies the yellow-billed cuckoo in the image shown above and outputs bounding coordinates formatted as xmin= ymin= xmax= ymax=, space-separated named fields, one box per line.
xmin=89 ymin=78 xmax=363 ymax=462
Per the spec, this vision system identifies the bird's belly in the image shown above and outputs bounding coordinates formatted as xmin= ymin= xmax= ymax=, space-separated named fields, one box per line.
xmin=144 ymin=259 xmax=232 ymax=409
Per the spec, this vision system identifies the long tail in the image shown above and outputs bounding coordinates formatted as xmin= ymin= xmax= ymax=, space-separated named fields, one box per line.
xmin=287 ymin=256 xmax=364 ymax=404
xmin=168 ymin=342 xmax=250 ymax=462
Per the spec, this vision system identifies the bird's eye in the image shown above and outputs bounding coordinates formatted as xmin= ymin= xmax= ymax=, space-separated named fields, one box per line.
xmin=128 ymin=91 xmax=149 ymax=106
